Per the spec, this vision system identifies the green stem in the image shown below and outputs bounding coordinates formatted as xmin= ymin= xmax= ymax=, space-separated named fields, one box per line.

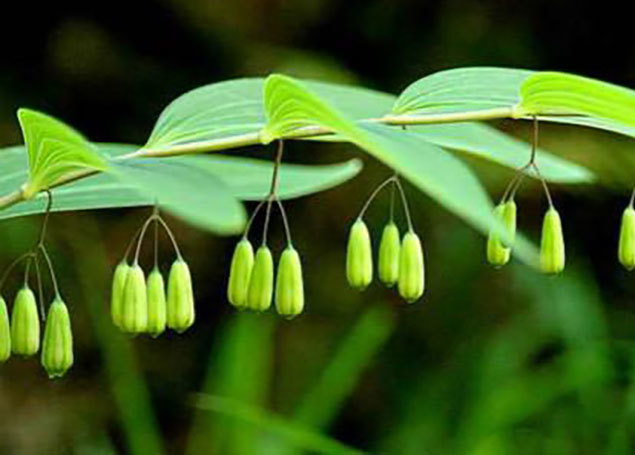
xmin=0 ymin=107 xmax=519 ymax=213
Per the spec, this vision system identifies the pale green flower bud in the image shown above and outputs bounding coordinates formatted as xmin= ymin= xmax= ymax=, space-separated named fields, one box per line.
xmin=121 ymin=264 xmax=148 ymax=334
xmin=540 ymin=207 xmax=565 ymax=274
xmin=227 ymin=239 xmax=254 ymax=308
xmin=618 ymin=206 xmax=635 ymax=270
xmin=378 ymin=222 xmax=400 ymax=286
xmin=11 ymin=287 xmax=40 ymax=356
xmin=398 ymin=231 xmax=425 ymax=303
xmin=146 ymin=267 xmax=167 ymax=337
xmin=346 ymin=220 xmax=373 ymax=290
xmin=167 ymin=259 xmax=195 ymax=332
xmin=486 ymin=200 xmax=517 ymax=267
xmin=110 ymin=261 xmax=130 ymax=328
xmin=275 ymin=247 xmax=304 ymax=318
xmin=41 ymin=298 xmax=73 ymax=379
xmin=0 ymin=296 xmax=11 ymax=362
xmin=247 ymin=246 xmax=274 ymax=312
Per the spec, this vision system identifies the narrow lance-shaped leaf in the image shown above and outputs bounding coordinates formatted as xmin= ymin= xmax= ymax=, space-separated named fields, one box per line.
xmin=0 ymin=144 xmax=363 ymax=222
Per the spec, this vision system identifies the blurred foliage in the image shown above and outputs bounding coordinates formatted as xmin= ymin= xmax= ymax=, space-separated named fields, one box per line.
xmin=2 ymin=0 xmax=635 ymax=454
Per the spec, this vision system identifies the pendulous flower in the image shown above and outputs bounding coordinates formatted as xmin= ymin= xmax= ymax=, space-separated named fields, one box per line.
xmin=346 ymin=219 xmax=373 ymax=290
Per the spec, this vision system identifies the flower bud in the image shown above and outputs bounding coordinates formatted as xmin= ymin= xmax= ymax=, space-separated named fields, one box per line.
xmin=10 ymin=287 xmax=40 ymax=356
xmin=167 ymin=259 xmax=195 ymax=332
xmin=275 ymin=247 xmax=304 ymax=318
xmin=110 ymin=261 xmax=130 ymax=328
xmin=540 ymin=207 xmax=565 ymax=274
xmin=41 ymin=298 xmax=73 ymax=378
xmin=146 ymin=267 xmax=167 ymax=337
xmin=398 ymin=231 xmax=425 ymax=303
xmin=486 ymin=200 xmax=517 ymax=267
xmin=247 ymin=246 xmax=274 ymax=312
xmin=619 ymin=206 xmax=635 ymax=270
xmin=346 ymin=220 xmax=373 ymax=290
xmin=227 ymin=239 xmax=254 ymax=308
xmin=378 ymin=222 xmax=400 ymax=286
xmin=121 ymin=264 xmax=148 ymax=334
xmin=0 ymin=296 xmax=11 ymax=362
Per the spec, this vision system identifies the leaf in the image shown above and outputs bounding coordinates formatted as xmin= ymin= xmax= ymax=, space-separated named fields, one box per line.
xmin=192 ymin=394 xmax=366 ymax=455
xmin=310 ymin=122 xmax=595 ymax=184
xmin=405 ymin=123 xmax=595 ymax=184
xmin=393 ymin=67 xmax=635 ymax=140
xmin=392 ymin=67 xmax=531 ymax=116
xmin=263 ymin=74 xmax=539 ymax=266
xmin=145 ymin=78 xmax=266 ymax=149
xmin=0 ymin=144 xmax=362 ymax=222
xmin=107 ymin=158 xmax=247 ymax=234
xmin=17 ymin=108 xmax=107 ymax=198
xmin=519 ymin=71 xmax=635 ymax=127
xmin=144 ymin=78 xmax=394 ymax=150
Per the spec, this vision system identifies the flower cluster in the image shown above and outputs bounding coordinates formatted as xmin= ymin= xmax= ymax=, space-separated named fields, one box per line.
xmin=110 ymin=210 xmax=194 ymax=336
xmin=346 ymin=176 xmax=424 ymax=303
xmin=487 ymin=119 xmax=565 ymax=274
xmin=227 ymin=141 xmax=304 ymax=318
xmin=0 ymin=192 xmax=73 ymax=378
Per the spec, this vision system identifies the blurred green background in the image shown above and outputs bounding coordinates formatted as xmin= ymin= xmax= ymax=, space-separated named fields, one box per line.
xmin=2 ymin=1 xmax=635 ymax=454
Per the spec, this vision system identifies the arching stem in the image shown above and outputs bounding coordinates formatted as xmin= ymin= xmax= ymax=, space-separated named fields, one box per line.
xmin=155 ymin=216 xmax=182 ymax=260
xmin=357 ymin=176 xmax=396 ymax=220
xmin=394 ymin=177 xmax=414 ymax=232
xmin=276 ymin=199 xmax=293 ymax=246
xmin=39 ymin=245 xmax=60 ymax=299
xmin=262 ymin=140 xmax=284 ymax=246
xmin=0 ymin=252 xmax=35 ymax=295
xmin=33 ymin=253 xmax=46 ymax=321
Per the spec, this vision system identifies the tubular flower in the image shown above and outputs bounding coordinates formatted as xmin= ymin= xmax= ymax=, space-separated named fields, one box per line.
xmin=146 ymin=267 xmax=167 ymax=337
xmin=346 ymin=220 xmax=373 ymax=290
xmin=0 ymin=296 xmax=10 ymax=362
xmin=110 ymin=261 xmax=130 ymax=328
xmin=227 ymin=239 xmax=255 ymax=309
xmin=166 ymin=259 xmax=195 ymax=332
xmin=540 ymin=207 xmax=565 ymax=274
xmin=378 ymin=222 xmax=400 ymax=287
xmin=247 ymin=246 xmax=274 ymax=312
xmin=10 ymin=287 xmax=40 ymax=356
xmin=275 ymin=247 xmax=304 ymax=318
xmin=487 ymin=200 xmax=517 ymax=267
xmin=398 ymin=231 xmax=425 ymax=303
xmin=41 ymin=298 xmax=73 ymax=378
xmin=121 ymin=264 xmax=148 ymax=334
xmin=618 ymin=206 xmax=635 ymax=270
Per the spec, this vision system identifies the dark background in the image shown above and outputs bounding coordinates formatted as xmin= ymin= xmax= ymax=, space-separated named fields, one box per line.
xmin=2 ymin=1 xmax=635 ymax=454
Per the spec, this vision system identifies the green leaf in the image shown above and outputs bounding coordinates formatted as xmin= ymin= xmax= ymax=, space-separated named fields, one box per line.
xmin=519 ymin=71 xmax=635 ymax=127
xmin=107 ymin=157 xmax=247 ymax=234
xmin=392 ymin=67 xmax=531 ymax=115
xmin=17 ymin=108 xmax=107 ymax=199
xmin=263 ymin=74 xmax=539 ymax=266
xmin=0 ymin=144 xmax=363 ymax=222
xmin=146 ymin=78 xmax=266 ymax=149
xmin=393 ymin=67 xmax=635 ymax=140
xmin=310 ymin=122 xmax=595 ymax=184
xmin=144 ymin=78 xmax=394 ymax=150
xmin=405 ymin=123 xmax=595 ymax=184
xmin=192 ymin=394 xmax=366 ymax=455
